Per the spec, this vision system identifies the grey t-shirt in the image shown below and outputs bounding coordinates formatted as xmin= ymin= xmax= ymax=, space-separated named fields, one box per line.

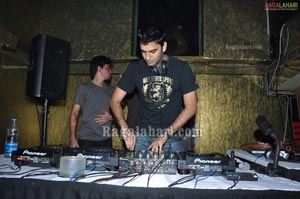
xmin=74 ymin=81 xmax=114 ymax=141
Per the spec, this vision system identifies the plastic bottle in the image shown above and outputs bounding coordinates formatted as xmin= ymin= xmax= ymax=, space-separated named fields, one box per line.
xmin=4 ymin=118 xmax=19 ymax=158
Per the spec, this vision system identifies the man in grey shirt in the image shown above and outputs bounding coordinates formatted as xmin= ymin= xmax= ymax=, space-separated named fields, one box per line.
xmin=69 ymin=55 xmax=114 ymax=149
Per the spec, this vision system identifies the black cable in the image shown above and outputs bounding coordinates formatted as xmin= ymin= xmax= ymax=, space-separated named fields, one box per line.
xmin=146 ymin=157 xmax=166 ymax=187
xmin=0 ymin=168 xmax=43 ymax=176
xmin=122 ymin=173 xmax=143 ymax=186
xmin=72 ymin=171 xmax=117 ymax=182
xmin=20 ymin=171 xmax=59 ymax=178
xmin=0 ymin=164 xmax=20 ymax=170
xmin=0 ymin=165 xmax=21 ymax=174
xmin=146 ymin=144 xmax=173 ymax=187
xmin=227 ymin=179 xmax=239 ymax=189
xmin=92 ymin=168 xmax=134 ymax=183
xmin=93 ymin=172 xmax=141 ymax=184
xmin=168 ymin=174 xmax=196 ymax=187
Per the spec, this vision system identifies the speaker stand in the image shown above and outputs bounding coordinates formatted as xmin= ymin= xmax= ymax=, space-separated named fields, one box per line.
xmin=41 ymin=98 xmax=49 ymax=147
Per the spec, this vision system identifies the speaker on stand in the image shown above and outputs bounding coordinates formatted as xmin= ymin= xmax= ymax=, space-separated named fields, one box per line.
xmin=26 ymin=34 xmax=71 ymax=147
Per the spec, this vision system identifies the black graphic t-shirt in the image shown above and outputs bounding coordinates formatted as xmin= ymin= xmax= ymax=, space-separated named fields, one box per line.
xmin=118 ymin=56 xmax=199 ymax=134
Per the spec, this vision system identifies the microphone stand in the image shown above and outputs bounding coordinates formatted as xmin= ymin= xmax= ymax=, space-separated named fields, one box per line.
xmin=255 ymin=115 xmax=281 ymax=176
xmin=267 ymin=133 xmax=281 ymax=176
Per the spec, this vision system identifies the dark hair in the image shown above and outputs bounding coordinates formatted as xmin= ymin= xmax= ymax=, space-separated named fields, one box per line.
xmin=89 ymin=55 xmax=111 ymax=79
xmin=137 ymin=24 xmax=166 ymax=46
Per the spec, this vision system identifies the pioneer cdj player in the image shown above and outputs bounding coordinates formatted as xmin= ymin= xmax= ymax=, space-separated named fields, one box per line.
xmin=62 ymin=147 xmax=119 ymax=170
xmin=11 ymin=146 xmax=119 ymax=170
xmin=11 ymin=146 xmax=63 ymax=168
xmin=177 ymin=152 xmax=236 ymax=175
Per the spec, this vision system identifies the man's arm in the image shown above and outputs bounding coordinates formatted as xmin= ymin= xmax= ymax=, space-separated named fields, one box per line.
xmin=110 ymin=87 xmax=136 ymax=150
xmin=168 ymin=90 xmax=198 ymax=135
xmin=148 ymin=90 xmax=197 ymax=152
xmin=94 ymin=111 xmax=113 ymax=124
xmin=69 ymin=104 xmax=80 ymax=148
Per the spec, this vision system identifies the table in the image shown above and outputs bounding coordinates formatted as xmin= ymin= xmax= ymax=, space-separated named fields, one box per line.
xmin=1 ymin=155 xmax=300 ymax=199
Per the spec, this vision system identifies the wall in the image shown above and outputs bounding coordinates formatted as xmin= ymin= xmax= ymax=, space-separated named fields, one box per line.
xmin=204 ymin=0 xmax=270 ymax=59
xmin=0 ymin=0 xmax=41 ymax=51
xmin=0 ymin=0 xmax=42 ymax=153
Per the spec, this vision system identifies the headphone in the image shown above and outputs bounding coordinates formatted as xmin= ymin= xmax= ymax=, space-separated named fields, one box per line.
xmin=149 ymin=60 xmax=168 ymax=76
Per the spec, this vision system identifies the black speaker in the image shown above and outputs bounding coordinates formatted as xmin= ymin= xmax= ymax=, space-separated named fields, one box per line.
xmin=26 ymin=34 xmax=71 ymax=100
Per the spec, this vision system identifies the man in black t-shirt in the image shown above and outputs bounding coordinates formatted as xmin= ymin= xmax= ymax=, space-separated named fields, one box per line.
xmin=110 ymin=24 xmax=199 ymax=153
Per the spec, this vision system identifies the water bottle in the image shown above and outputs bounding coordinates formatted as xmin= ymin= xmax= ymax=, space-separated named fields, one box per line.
xmin=4 ymin=118 xmax=19 ymax=158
